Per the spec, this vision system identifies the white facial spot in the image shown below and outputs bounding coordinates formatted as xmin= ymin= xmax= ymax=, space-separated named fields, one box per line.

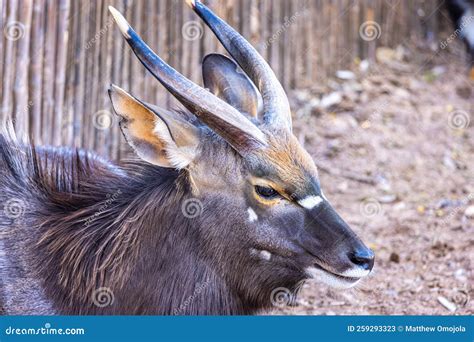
xmin=259 ymin=250 xmax=271 ymax=261
xmin=247 ymin=207 xmax=258 ymax=222
xmin=298 ymin=195 xmax=323 ymax=210
xmin=249 ymin=248 xmax=271 ymax=261
xmin=305 ymin=267 xmax=360 ymax=289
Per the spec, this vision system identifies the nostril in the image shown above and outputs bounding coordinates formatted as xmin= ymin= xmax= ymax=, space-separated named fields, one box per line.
xmin=349 ymin=249 xmax=375 ymax=270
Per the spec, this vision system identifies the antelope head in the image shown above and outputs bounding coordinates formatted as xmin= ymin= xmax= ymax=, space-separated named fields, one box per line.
xmin=108 ymin=0 xmax=374 ymax=297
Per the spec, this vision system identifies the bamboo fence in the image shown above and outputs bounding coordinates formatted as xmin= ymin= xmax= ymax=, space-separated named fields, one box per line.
xmin=1 ymin=0 xmax=445 ymax=159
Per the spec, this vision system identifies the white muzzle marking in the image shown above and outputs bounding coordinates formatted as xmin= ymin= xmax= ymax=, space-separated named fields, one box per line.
xmin=305 ymin=266 xmax=367 ymax=289
xmin=340 ymin=268 xmax=370 ymax=278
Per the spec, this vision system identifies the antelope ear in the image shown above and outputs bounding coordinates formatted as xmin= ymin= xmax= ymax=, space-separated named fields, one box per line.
xmin=108 ymin=84 xmax=201 ymax=169
xmin=202 ymin=53 xmax=261 ymax=118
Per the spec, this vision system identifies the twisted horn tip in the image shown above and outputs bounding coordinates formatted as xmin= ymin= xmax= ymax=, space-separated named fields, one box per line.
xmin=108 ymin=6 xmax=131 ymax=39
xmin=185 ymin=0 xmax=198 ymax=9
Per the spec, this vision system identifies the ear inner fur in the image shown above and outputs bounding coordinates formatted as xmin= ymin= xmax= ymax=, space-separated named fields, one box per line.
xmin=202 ymin=53 xmax=261 ymax=118
xmin=108 ymin=85 xmax=200 ymax=169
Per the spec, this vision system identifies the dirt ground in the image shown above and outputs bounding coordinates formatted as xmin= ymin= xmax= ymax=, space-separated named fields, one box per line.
xmin=272 ymin=45 xmax=473 ymax=315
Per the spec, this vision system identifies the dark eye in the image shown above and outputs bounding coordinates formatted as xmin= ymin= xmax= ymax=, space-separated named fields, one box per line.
xmin=255 ymin=185 xmax=279 ymax=199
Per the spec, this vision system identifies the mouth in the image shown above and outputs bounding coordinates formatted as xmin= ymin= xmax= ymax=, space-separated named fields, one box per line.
xmin=304 ymin=263 xmax=365 ymax=289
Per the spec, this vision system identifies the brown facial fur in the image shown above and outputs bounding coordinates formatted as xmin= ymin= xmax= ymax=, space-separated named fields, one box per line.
xmin=246 ymin=129 xmax=320 ymax=203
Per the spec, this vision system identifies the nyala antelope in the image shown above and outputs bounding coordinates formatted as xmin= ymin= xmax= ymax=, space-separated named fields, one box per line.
xmin=0 ymin=0 xmax=374 ymax=315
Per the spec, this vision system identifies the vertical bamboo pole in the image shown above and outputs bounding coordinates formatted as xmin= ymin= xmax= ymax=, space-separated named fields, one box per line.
xmin=110 ymin=0 xmax=123 ymax=160
xmin=102 ymin=0 xmax=114 ymax=157
xmin=311 ymin=0 xmax=321 ymax=82
xmin=285 ymin=0 xmax=294 ymax=89
xmin=53 ymin=0 xmax=70 ymax=146
xmin=256 ymin=0 xmax=266 ymax=61
xmin=13 ymin=0 xmax=33 ymax=136
xmin=270 ymin=0 xmax=280 ymax=78
xmin=81 ymin=1 xmax=96 ymax=149
xmin=0 ymin=0 xmax=6 ymax=108
xmin=29 ymin=0 xmax=45 ymax=142
xmin=1 ymin=0 xmax=19 ymax=122
xmin=73 ymin=1 xmax=86 ymax=148
xmin=90 ymin=0 xmax=102 ymax=153
xmin=63 ymin=0 xmax=77 ymax=147
xmin=41 ymin=0 xmax=57 ymax=144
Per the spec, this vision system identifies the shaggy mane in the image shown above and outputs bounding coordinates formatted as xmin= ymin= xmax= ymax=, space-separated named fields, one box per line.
xmin=0 ymin=126 xmax=187 ymax=307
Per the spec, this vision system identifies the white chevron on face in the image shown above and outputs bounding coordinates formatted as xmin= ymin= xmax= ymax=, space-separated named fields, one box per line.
xmin=298 ymin=195 xmax=323 ymax=210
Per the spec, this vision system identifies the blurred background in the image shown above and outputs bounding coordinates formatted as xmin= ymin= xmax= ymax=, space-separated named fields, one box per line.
xmin=1 ymin=0 xmax=473 ymax=315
